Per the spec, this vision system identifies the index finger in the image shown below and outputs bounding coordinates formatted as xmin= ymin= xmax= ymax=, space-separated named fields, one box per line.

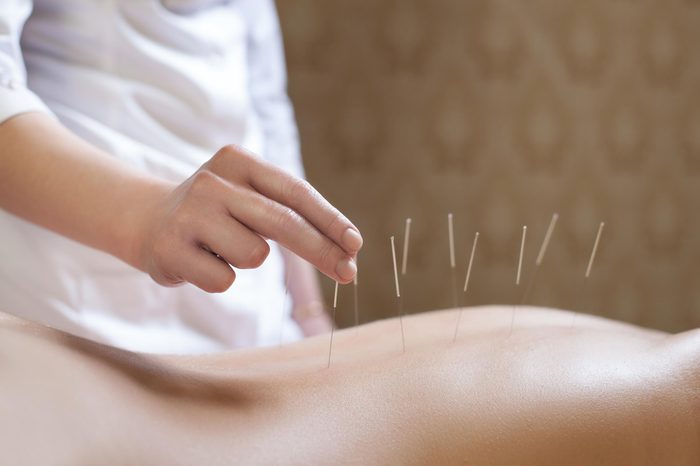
xmin=230 ymin=147 xmax=363 ymax=255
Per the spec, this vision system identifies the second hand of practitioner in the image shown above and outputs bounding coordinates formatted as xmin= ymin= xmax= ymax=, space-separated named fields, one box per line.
xmin=134 ymin=145 xmax=363 ymax=292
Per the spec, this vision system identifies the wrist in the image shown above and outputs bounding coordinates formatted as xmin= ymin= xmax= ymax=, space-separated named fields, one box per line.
xmin=117 ymin=177 xmax=174 ymax=272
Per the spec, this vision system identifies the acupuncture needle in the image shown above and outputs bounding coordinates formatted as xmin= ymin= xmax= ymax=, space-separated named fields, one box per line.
xmin=571 ymin=222 xmax=605 ymax=328
xmin=453 ymin=231 xmax=479 ymax=343
xmin=401 ymin=218 xmax=412 ymax=276
xmin=397 ymin=217 xmax=411 ymax=332
xmin=509 ymin=225 xmax=527 ymax=336
xmin=520 ymin=213 xmax=559 ymax=305
xmin=327 ymin=280 xmax=339 ymax=368
xmin=448 ymin=213 xmax=458 ymax=311
xmin=390 ymin=236 xmax=406 ymax=353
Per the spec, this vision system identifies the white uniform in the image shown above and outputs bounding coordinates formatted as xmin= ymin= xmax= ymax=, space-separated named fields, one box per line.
xmin=0 ymin=0 xmax=304 ymax=353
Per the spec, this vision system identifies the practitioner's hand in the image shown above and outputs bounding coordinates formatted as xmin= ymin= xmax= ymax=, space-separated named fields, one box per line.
xmin=134 ymin=145 xmax=362 ymax=292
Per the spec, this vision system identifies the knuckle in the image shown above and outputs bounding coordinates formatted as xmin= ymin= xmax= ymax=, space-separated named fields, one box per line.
xmin=241 ymin=241 xmax=270 ymax=269
xmin=325 ymin=211 xmax=344 ymax=235
xmin=318 ymin=240 xmax=337 ymax=271
xmin=286 ymin=178 xmax=312 ymax=205
xmin=152 ymin=275 xmax=180 ymax=288
xmin=221 ymin=143 xmax=242 ymax=156
xmin=161 ymin=275 xmax=185 ymax=288
xmin=190 ymin=169 xmax=218 ymax=195
xmin=274 ymin=205 xmax=300 ymax=232
xmin=208 ymin=144 xmax=254 ymax=179
xmin=211 ymin=145 xmax=234 ymax=165
xmin=204 ymin=269 xmax=235 ymax=293
xmin=218 ymin=144 xmax=250 ymax=163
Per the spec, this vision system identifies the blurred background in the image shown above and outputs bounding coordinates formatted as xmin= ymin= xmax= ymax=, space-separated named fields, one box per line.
xmin=277 ymin=0 xmax=700 ymax=333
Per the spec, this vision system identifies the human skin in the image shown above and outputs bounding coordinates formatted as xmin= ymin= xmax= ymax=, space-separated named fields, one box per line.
xmin=0 ymin=113 xmax=362 ymax=292
xmin=1 ymin=306 xmax=698 ymax=465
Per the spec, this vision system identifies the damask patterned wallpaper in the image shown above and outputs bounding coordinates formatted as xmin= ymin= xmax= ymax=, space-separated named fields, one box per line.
xmin=277 ymin=0 xmax=700 ymax=332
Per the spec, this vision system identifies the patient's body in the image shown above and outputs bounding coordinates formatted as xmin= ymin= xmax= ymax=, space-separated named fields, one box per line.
xmin=1 ymin=306 xmax=698 ymax=465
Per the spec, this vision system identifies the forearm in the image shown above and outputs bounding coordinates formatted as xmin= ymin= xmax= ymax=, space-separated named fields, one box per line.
xmin=0 ymin=112 xmax=169 ymax=269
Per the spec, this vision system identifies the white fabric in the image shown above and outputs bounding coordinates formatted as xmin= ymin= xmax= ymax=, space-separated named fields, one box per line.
xmin=0 ymin=0 xmax=305 ymax=353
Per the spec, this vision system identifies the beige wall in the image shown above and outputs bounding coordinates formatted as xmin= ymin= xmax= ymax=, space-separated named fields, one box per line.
xmin=277 ymin=0 xmax=700 ymax=332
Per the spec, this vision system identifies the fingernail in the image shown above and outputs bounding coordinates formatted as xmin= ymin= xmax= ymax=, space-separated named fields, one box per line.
xmin=336 ymin=257 xmax=357 ymax=282
xmin=342 ymin=228 xmax=363 ymax=252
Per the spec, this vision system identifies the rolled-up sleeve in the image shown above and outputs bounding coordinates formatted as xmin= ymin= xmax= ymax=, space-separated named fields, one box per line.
xmin=244 ymin=0 xmax=305 ymax=179
xmin=0 ymin=0 xmax=51 ymax=124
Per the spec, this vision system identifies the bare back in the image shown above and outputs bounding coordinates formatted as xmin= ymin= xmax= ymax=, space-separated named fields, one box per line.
xmin=1 ymin=306 xmax=698 ymax=465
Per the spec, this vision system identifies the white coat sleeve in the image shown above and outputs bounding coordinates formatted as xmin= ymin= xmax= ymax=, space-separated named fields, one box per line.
xmin=0 ymin=0 xmax=52 ymax=124
xmin=244 ymin=0 xmax=305 ymax=179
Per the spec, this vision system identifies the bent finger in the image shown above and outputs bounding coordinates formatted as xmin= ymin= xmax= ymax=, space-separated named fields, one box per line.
xmin=178 ymin=246 xmax=237 ymax=293
xmin=209 ymin=145 xmax=363 ymax=255
xmin=251 ymin=170 xmax=362 ymax=255
xmin=196 ymin=215 xmax=270 ymax=270
xmin=226 ymin=186 xmax=357 ymax=283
